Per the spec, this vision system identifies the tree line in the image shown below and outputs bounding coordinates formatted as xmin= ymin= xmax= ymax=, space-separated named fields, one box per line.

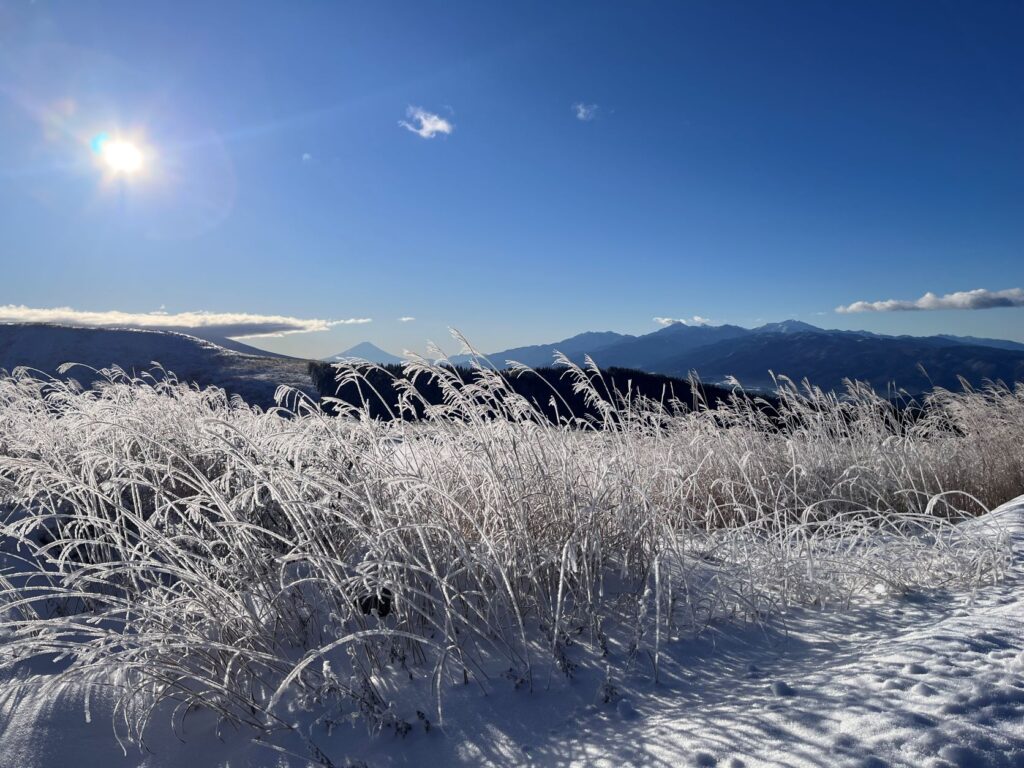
xmin=306 ymin=361 xmax=738 ymax=424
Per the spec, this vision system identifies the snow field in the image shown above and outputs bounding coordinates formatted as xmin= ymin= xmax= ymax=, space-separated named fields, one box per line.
xmin=0 ymin=355 xmax=1021 ymax=766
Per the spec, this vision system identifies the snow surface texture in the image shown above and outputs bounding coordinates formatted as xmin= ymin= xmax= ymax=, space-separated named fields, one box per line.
xmin=0 ymin=324 xmax=315 ymax=409
xmin=1 ymin=498 xmax=1022 ymax=767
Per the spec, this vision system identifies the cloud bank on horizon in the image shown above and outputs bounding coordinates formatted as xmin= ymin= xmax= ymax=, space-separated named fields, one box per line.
xmin=0 ymin=306 xmax=371 ymax=339
xmin=836 ymin=288 xmax=1024 ymax=313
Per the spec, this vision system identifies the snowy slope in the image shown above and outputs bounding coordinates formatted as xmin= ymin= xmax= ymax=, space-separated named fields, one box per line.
xmin=0 ymin=323 xmax=315 ymax=409
xmin=0 ymin=496 xmax=1021 ymax=767
xmin=137 ymin=328 xmax=297 ymax=358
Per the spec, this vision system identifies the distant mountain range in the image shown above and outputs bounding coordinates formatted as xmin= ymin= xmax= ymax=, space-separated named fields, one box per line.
xmin=443 ymin=320 xmax=1024 ymax=393
xmin=324 ymin=320 xmax=1024 ymax=394
xmin=1 ymin=321 xmax=1022 ymax=403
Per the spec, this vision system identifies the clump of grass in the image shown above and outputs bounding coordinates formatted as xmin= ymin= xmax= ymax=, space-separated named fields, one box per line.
xmin=0 ymin=346 xmax=1018 ymax=758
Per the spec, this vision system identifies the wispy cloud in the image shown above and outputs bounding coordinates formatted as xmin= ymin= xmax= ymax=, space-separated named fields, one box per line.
xmin=399 ymin=106 xmax=454 ymax=139
xmin=0 ymin=305 xmax=371 ymax=339
xmin=836 ymin=288 xmax=1024 ymax=314
xmin=397 ymin=316 xmax=416 ymax=323
xmin=572 ymin=102 xmax=599 ymax=122
xmin=654 ymin=316 xmax=712 ymax=327
xmin=301 ymin=152 xmax=313 ymax=163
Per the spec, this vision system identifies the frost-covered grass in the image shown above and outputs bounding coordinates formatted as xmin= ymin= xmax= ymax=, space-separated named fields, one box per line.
xmin=0 ymin=350 xmax=1019 ymax=762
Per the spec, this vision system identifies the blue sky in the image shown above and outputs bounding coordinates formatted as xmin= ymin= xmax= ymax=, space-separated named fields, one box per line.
xmin=0 ymin=1 xmax=1022 ymax=357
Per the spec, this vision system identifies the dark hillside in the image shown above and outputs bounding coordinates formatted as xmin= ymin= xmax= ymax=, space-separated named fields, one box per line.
xmin=307 ymin=362 xmax=744 ymax=424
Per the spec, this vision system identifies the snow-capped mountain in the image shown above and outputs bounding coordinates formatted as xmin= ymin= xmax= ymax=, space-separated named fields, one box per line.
xmin=323 ymin=342 xmax=403 ymax=365
xmin=472 ymin=321 xmax=1024 ymax=393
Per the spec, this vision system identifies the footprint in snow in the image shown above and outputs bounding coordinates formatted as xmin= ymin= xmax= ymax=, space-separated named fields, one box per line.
xmin=769 ymin=680 xmax=796 ymax=697
xmin=903 ymin=662 xmax=928 ymax=675
xmin=939 ymin=744 xmax=985 ymax=766
xmin=617 ymin=698 xmax=639 ymax=720
xmin=832 ymin=733 xmax=859 ymax=751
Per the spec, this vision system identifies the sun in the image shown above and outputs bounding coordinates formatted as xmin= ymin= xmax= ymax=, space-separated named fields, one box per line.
xmin=91 ymin=133 xmax=145 ymax=176
xmin=102 ymin=140 xmax=143 ymax=174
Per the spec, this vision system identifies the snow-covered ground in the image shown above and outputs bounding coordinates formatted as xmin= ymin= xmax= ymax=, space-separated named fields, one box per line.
xmin=1 ymin=497 xmax=1021 ymax=768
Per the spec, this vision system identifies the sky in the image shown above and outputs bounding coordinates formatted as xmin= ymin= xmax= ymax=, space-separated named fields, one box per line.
xmin=0 ymin=0 xmax=1022 ymax=358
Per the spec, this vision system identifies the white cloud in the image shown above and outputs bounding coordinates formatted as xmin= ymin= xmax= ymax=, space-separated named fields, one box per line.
xmin=0 ymin=305 xmax=371 ymax=339
xmin=836 ymin=288 xmax=1024 ymax=314
xmin=398 ymin=316 xmax=416 ymax=323
xmin=654 ymin=316 xmax=712 ymax=327
xmin=572 ymin=102 xmax=599 ymax=121
xmin=301 ymin=152 xmax=313 ymax=163
xmin=399 ymin=106 xmax=454 ymax=139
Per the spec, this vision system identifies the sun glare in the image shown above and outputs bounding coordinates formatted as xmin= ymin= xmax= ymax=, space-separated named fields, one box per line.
xmin=102 ymin=140 xmax=143 ymax=174
xmin=92 ymin=133 xmax=145 ymax=176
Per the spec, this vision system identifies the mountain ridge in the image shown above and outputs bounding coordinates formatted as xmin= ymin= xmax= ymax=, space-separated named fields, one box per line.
xmin=2 ymin=321 xmax=1022 ymax=401
xmin=0 ymin=323 xmax=316 ymax=408
xmin=466 ymin=321 xmax=1024 ymax=394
